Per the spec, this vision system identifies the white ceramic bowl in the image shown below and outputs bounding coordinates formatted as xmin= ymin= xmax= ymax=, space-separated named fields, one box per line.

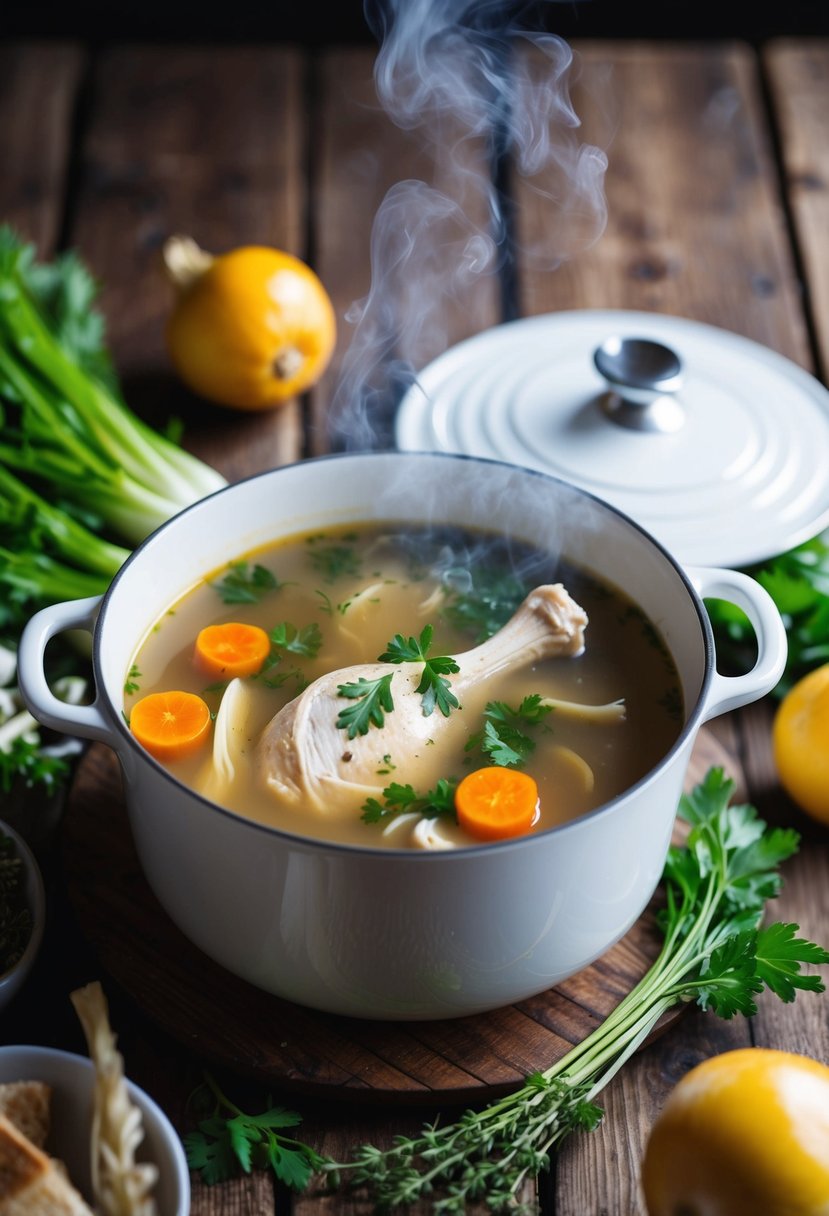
xmin=0 ymin=819 xmax=46 ymax=1013
xmin=0 ymin=1044 xmax=190 ymax=1215
xmin=17 ymin=453 xmax=787 ymax=1019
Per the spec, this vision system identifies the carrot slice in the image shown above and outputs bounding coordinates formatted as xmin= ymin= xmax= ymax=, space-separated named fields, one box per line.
xmin=129 ymin=690 xmax=212 ymax=761
xmin=455 ymin=766 xmax=540 ymax=841
xmin=194 ymin=622 xmax=271 ymax=679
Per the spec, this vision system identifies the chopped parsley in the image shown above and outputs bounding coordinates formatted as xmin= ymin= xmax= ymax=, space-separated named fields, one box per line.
xmin=362 ymin=778 xmax=458 ymax=825
xmin=268 ymin=621 xmax=322 ymax=659
xmin=306 ymin=533 xmax=362 ymax=583
xmin=465 ymin=695 xmax=554 ymax=768
xmin=211 ymin=561 xmax=280 ymax=605
xmin=379 ymin=624 xmax=460 ymax=718
xmin=336 ymin=673 xmax=395 ymax=738
xmin=443 ymin=569 xmax=529 ymax=642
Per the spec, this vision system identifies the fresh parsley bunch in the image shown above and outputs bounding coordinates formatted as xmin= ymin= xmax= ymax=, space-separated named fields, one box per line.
xmin=186 ymin=768 xmax=829 ymax=1213
xmin=707 ymin=529 xmax=829 ymax=694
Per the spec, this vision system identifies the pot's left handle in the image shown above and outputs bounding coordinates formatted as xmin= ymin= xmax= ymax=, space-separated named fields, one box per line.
xmin=688 ymin=566 xmax=787 ymax=721
xmin=18 ymin=596 xmax=116 ymax=745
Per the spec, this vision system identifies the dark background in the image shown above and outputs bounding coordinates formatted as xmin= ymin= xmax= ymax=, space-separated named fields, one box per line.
xmin=4 ymin=0 xmax=829 ymax=44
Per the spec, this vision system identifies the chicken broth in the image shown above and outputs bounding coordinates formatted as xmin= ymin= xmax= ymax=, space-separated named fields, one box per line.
xmin=124 ymin=523 xmax=683 ymax=849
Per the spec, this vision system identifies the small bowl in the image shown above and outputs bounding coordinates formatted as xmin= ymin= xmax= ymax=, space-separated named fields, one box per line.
xmin=0 ymin=818 xmax=46 ymax=1013
xmin=0 ymin=1044 xmax=190 ymax=1216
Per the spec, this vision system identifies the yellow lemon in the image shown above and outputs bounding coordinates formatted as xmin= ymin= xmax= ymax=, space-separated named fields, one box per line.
xmin=163 ymin=236 xmax=336 ymax=412
xmin=773 ymin=663 xmax=829 ymax=824
xmin=641 ymin=1047 xmax=829 ymax=1216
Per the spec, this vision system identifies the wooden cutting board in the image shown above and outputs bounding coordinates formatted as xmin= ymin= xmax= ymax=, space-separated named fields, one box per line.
xmin=62 ymin=728 xmax=740 ymax=1106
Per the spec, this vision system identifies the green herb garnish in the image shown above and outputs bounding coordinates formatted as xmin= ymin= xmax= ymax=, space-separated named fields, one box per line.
xmin=268 ymin=621 xmax=322 ymax=659
xmin=465 ymin=695 xmax=554 ymax=767
xmin=336 ymin=674 xmax=395 ymax=738
xmin=306 ymin=534 xmax=362 ymax=583
xmin=379 ymin=624 xmax=460 ymax=718
xmin=361 ymin=778 xmax=458 ymax=825
xmin=123 ymin=664 xmax=141 ymax=696
xmin=184 ymin=1073 xmax=327 ymax=1190
xmin=443 ymin=569 xmax=529 ymax=642
xmin=212 ymin=561 xmax=279 ymax=605
xmin=0 ymin=736 xmax=69 ymax=795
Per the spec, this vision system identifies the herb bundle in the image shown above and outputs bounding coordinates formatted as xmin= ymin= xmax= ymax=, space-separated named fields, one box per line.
xmin=186 ymin=768 xmax=829 ymax=1212
xmin=0 ymin=227 xmax=225 ymax=796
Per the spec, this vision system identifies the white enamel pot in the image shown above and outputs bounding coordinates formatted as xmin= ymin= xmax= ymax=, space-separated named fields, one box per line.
xmin=18 ymin=453 xmax=786 ymax=1019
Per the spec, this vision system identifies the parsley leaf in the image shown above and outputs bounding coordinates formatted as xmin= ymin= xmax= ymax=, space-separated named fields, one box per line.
xmin=184 ymin=1074 xmax=330 ymax=1190
xmin=211 ymin=561 xmax=280 ymax=604
xmin=306 ymin=534 xmax=362 ymax=583
xmin=0 ymin=735 xmax=69 ymax=795
xmin=336 ymin=673 xmax=395 ymax=738
xmin=755 ymin=922 xmax=829 ymax=1002
xmin=443 ymin=569 xmax=530 ymax=642
xmin=465 ymin=696 xmax=553 ymax=768
xmin=379 ymin=624 xmax=460 ymax=718
xmin=362 ymin=778 xmax=458 ymax=825
xmin=269 ymin=621 xmax=322 ymax=659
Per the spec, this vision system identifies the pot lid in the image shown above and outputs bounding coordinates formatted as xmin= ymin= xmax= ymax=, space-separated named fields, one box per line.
xmin=394 ymin=309 xmax=829 ymax=568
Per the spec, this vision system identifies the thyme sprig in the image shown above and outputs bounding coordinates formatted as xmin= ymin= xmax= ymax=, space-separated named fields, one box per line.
xmin=324 ymin=768 xmax=828 ymax=1211
xmin=186 ymin=769 xmax=829 ymax=1213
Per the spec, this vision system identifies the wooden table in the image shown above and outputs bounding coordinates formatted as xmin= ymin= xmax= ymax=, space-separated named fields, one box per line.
xmin=2 ymin=31 xmax=829 ymax=1216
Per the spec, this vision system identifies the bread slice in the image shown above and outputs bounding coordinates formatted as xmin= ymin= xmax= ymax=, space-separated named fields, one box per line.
xmin=0 ymin=1082 xmax=51 ymax=1150
xmin=0 ymin=1111 xmax=94 ymax=1216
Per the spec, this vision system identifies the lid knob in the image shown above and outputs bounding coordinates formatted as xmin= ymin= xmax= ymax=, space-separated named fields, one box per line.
xmin=594 ymin=336 xmax=685 ymax=433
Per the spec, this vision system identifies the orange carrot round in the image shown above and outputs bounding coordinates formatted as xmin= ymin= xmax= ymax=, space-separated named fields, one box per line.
xmin=455 ymin=766 xmax=540 ymax=841
xmin=194 ymin=621 xmax=271 ymax=678
xmin=129 ymin=690 xmax=212 ymax=761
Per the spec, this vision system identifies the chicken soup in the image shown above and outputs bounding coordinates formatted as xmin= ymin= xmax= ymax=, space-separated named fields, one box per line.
xmin=124 ymin=523 xmax=683 ymax=848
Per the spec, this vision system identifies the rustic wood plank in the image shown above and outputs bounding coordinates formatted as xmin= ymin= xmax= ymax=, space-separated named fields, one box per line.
xmin=66 ymin=44 xmax=307 ymax=480
xmin=764 ymin=40 xmax=829 ymax=380
xmin=743 ymin=34 xmax=829 ymax=1121
xmin=517 ymin=42 xmax=811 ymax=368
xmin=0 ymin=41 xmax=84 ymax=253
xmin=738 ymin=698 xmax=829 ymax=1081
xmin=510 ymin=42 xmax=810 ymax=1215
xmin=310 ymin=47 xmax=501 ymax=453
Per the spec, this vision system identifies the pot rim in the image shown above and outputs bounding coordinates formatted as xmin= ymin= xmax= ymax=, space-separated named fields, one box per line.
xmin=95 ymin=450 xmax=713 ymax=860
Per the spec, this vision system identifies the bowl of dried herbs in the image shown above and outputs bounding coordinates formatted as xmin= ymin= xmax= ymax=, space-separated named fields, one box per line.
xmin=0 ymin=819 xmax=45 ymax=1011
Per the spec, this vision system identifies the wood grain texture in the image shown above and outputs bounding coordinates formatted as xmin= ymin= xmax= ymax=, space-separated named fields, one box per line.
xmin=61 ymin=731 xmax=732 ymax=1115
xmin=67 ymin=44 xmax=308 ymax=480
xmin=0 ymin=41 xmax=84 ymax=252
xmin=309 ymin=47 xmax=502 ymax=452
xmin=512 ymin=41 xmax=825 ymax=1215
xmin=517 ymin=42 xmax=811 ymax=368
xmin=765 ymin=40 xmax=829 ymax=379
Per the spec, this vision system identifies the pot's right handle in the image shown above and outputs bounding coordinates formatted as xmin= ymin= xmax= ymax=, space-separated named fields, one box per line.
xmin=17 ymin=596 xmax=117 ymax=745
xmin=688 ymin=566 xmax=787 ymax=721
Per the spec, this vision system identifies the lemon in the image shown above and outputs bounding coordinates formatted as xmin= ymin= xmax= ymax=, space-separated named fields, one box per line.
xmin=163 ymin=236 xmax=336 ymax=412
xmin=641 ymin=1048 xmax=829 ymax=1216
xmin=773 ymin=663 xmax=829 ymax=824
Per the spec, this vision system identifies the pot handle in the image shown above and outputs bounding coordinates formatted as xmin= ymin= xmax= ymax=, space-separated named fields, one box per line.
xmin=17 ymin=596 xmax=117 ymax=745
xmin=688 ymin=566 xmax=787 ymax=721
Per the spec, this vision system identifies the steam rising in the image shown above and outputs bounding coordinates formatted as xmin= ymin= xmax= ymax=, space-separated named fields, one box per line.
xmin=330 ymin=0 xmax=608 ymax=449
